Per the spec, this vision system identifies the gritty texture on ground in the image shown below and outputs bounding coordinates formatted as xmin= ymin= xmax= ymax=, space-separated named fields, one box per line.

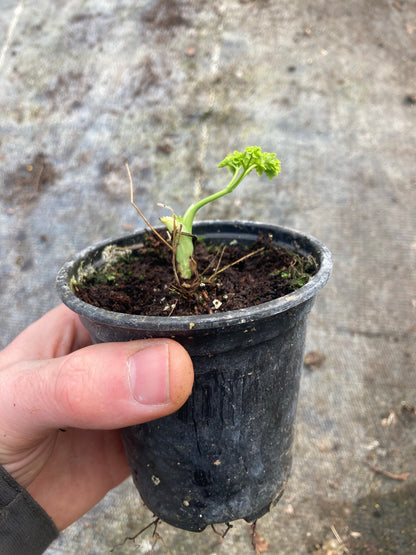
xmin=0 ymin=1 xmax=415 ymax=553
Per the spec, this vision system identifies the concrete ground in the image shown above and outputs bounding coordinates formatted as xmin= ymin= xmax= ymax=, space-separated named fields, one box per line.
xmin=1 ymin=0 xmax=415 ymax=553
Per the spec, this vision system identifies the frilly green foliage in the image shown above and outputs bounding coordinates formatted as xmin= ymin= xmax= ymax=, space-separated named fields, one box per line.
xmin=218 ymin=146 xmax=281 ymax=179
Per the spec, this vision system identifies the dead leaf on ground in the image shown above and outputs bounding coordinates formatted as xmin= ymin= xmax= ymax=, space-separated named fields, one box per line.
xmin=365 ymin=461 xmax=410 ymax=481
xmin=304 ymin=350 xmax=326 ymax=370
xmin=250 ymin=523 xmax=269 ymax=554
xmin=2 ymin=153 xmax=57 ymax=206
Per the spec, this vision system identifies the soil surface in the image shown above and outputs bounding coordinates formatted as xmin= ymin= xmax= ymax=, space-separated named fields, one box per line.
xmin=74 ymin=234 xmax=316 ymax=316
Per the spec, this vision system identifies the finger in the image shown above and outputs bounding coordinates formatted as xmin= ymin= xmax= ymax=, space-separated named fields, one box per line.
xmin=26 ymin=428 xmax=131 ymax=531
xmin=0 ymin=339 xmax=194 ymax=434
xmin=0 ymin=305 xmax=91 ymax=367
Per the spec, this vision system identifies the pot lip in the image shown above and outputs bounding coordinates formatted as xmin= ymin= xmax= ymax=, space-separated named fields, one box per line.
xmin=56 ymin=220 xmax=332 ymax=331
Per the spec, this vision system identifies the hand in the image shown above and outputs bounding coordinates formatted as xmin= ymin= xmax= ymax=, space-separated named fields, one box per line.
xmin=0 ymin=305 xmax=194 ymax=530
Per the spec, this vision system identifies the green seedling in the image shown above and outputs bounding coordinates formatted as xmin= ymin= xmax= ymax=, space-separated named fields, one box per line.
xmin=159 ymin=146 xmax=281 ymax=279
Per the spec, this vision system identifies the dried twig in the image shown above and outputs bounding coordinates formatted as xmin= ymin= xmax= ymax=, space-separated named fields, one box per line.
xmin=170 ymin=216 xmax=181 ymax=285
xmin=126 ymin=163 xmax=173 ymax=251
xmin=110 ymin=517 xmax=161 ymax=552
xmin=33 ymin=161 xmax=44 ymax=193
xmin=213 ymin=245 xmax=226 ymax=274
xmin=198 ymin=245 xmax=226 ymax=279
xmin=249 ymin=521 xmax=269 ymax=554
xmin=331 ymin=525 xmax=349 ymax=553
xmin=211 ymin=522 xmax=233 ymax=538
xmin=208 ymin=246 xmax=265 ymax=281
xmin=151 ymin=520 xmax=170 ymax=553
xmin=167 ymin=300 xmax=178 ymax=317
xmin=366 ymin=462 xmax=410 ymax=481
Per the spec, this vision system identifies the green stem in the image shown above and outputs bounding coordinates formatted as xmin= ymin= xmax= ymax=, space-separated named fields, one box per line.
xmin=182 ymin=164 xmax=254 ymax=231
xmin=159 ymin=216 xmax=194 ymax=279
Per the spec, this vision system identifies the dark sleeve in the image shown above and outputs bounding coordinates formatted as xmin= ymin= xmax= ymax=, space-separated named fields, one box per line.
xmin=0 ymin=465 xmax=59 ymax=554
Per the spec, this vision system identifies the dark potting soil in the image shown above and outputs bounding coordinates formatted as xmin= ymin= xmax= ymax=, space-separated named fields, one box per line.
xmin=73 ymin=234 xmax=316 ymax=316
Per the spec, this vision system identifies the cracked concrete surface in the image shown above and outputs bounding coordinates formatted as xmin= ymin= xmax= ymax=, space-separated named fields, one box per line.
xmin=1 ymin=1 xmax=415 ymax=553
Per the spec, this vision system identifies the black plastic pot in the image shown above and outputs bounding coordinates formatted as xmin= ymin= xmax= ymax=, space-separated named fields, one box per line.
xmin=57 ymin=221 xmax=332 ymax=532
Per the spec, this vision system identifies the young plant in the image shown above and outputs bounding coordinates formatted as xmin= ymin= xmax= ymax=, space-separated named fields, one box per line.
xmin=160 ymin=146 xmax=281 ymax=279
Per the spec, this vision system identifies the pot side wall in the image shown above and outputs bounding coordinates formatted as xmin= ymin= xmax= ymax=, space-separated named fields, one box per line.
xmin=121 ymin=300 xmax=312 ymax=531
xmin=57 ymin=221 xmax=332 ymax=531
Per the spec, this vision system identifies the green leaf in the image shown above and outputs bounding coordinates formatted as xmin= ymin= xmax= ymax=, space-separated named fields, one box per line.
xmin=218 ymin=146 xmax=281 ymax=179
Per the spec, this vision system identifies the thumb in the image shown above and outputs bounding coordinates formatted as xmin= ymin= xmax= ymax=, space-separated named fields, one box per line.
xmin=2 ymin=339 xmax=194 ymax=434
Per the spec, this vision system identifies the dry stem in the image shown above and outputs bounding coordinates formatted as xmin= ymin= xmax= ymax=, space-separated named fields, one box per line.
xmin=110 ymin=517 xmax=161 ymax=552
xmin=366 ymin=461 xmax=410 ymax=481
xmin=126 ymin=162 xmax=173 ymax=251
xmin=211 ymin=522 xmax=233 ymax=538
xmin=207 ymin=246 xmax=265 ymax=281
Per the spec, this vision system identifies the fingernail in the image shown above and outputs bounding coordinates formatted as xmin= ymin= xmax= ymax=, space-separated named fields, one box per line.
xmin=128 ymin=344 xmax=170 ymax=405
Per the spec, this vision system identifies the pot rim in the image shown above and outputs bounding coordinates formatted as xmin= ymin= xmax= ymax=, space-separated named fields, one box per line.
xmin=56 ymin=220 xmax=332 ymax=331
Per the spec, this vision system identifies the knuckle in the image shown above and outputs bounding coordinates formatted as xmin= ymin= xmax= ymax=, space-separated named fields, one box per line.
xmin=54 ymin=353 xmax=92 ymax=421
